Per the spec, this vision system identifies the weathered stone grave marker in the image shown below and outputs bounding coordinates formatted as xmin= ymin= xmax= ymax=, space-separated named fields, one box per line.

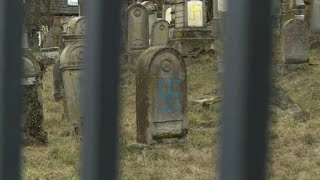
xmin=142 ymin=1 xmax=158 ymax=37
xmin=60 ymin=17 xmax=85 ymax=136
xmin=151 ymin=20 xmax=169 ymax=47
xmin=136 ymin=47 xmax=188 ymax=144
xmin=22 ymin=50 xmax=48 ymax=145
xmin=42 ymin=26 xmax=63 ymax=48
xmin=41 ymin=26 xmax=64 ymax=101
xmin=282 ymin=18 xmax=309 ymax=64
xmin=127 ymin=4 xmax=149 ymax=63
xmin=62 ymin=17 xmax=73 ymax=34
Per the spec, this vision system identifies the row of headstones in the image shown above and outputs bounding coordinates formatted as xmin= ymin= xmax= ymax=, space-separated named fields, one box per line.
xmin=127 ymin=2 xmax=169 ymax=63
xmin=281 ymin=1 xmax=320 ymax=64
xmin=127 ymin=1 xmax=212 ymax=63
xmin=24 ymin=0 xmax=214 ymax=145
xmin=57 ymin=15 xmax=189 ymax=144
xmin=21 ymin=16 xmax=86 ymax=145
xmin=24 ymin=14 xmax=188 ymax=145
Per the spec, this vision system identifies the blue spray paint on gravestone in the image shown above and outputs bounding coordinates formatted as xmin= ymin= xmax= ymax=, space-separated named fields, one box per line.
xmin=156 ymin=78 xmax=182 ymax=114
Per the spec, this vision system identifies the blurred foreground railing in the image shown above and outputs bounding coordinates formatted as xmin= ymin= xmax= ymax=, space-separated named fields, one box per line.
xmin=0 ymin=0 xmax=24 ymax=179
xmin=220 ymin=0 xmax=272 ymax=180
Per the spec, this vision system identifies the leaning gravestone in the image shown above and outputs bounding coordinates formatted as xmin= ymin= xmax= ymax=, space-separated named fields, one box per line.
xmin=60 ymin=17 xmax=86 ymax=137
xmin=22 ymin=50 xmax=48 ymax=145
xmin=282 ymin=18 xmax=309 ymax=64
xmin=151 ymin=20 xmax=169 ymax=47
xmin=136 ymin=47 xmax=188 ymax=145
xmin=127 ymin=4 xmax=149 ymax=64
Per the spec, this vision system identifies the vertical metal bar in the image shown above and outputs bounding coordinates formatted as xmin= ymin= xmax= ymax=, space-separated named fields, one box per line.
xmin=82 ymin=0 xmax=122 ymax=179
xmin=220 ymin=0 xmax=272 ymax=180
xmin=0 ymin=0 xmax=24 ymax=180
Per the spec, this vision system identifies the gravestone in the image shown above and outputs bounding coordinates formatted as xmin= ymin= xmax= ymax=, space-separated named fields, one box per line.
xmin=41 ymin=27 xmax=64 ymax=101
xmin=282 ymin=19 xmax=309 ymax=64
xmin=62 ymin=17 xmax=73 ymax=34
xmin=41 ymin=27 xmax=63 ymax=100
xmin=280 ymin=0 xmax=295 ymax=29
xmin=22 ymin=50 xmax=48 ymax=145
xmin=127 ymin=4 xmax=149 ymax=63
xmin=136 ymin=47 xmax=188 ymax=144
xmin=60 ymin=42 xmax=85 ymax=137
xmin=42 ymin=26 xmax=63 ymax=48
xmin=66 ymin=17 xmax=86 ymax=37
xmin=60 ymin=17 xmax=86 ymax=136
xmin=142 ymin=1 xmax=158 ymax=37
xmin=151 ymin=20 xmax=169 ymax=47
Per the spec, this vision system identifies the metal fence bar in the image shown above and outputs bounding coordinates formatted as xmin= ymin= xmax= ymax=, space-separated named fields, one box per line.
xmin=0 ymin=0 xmax=24 ymax=180
xmin=220 ymin=0 xmax=273 ymax=180
xmin=82 ymin=0 xmax=122 ymax=179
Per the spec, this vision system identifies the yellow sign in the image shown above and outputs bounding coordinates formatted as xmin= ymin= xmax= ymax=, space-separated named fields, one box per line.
xmin=187 ymin=1 xmax=203 ymax=27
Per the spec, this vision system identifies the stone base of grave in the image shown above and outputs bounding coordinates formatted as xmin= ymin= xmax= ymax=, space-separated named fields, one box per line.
xmin=153 ymin=137 xmax=187 ymax=144
xmin=22 ymin=85 xmax=48 ymax=146
xmin=284 ymin=54 xmax=309 ymax=64
xmin=168 ymin=28 xmax=214 ymax=57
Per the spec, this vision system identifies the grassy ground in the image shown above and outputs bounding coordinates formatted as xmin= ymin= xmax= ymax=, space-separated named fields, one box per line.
xmin=23 ymin=47 xmax=320 ymax=179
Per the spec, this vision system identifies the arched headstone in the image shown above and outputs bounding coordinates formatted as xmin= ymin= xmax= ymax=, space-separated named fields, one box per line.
xmin=136 ymin=47 xmax=188 ymax=144
xmin=127 ymin=4 xmax=149 ymax=63
xmin=151 ymin=20 xmax=169 ymax=47
xmin=282 ymin=19 xmax=309 ymax=64
xmin=60 ymin=42 xmax=85 ymax=136
xmin=64 ymin=17 xmax=86 ymax=45
xmin=62 ymin=17 xmax=73 ymax=34
xmin=60 ymin=16 xmax=86 ymax=136
xmin=22 ymin=50 xmax=48 ymax=145
xmin=42 ymin=26 xmax=63 ymax=48
xmin=142 ymin=1 xmax=158 ymax=36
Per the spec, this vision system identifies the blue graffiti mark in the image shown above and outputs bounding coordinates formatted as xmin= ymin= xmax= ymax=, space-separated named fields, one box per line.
xmin=156 ymin=78 xmax=182 ymax=114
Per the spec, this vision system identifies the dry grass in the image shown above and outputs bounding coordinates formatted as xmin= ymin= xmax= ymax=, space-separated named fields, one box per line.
xmin=22 ymin=48 xmax=320 ymax=179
